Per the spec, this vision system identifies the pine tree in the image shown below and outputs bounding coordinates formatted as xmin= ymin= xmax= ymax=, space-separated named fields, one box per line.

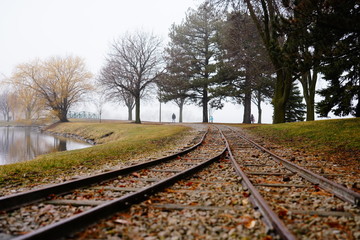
xmin=168 ymin=3 xmax=220 ymax=123
xmin=285 ymin=83 xmax=306 ymax=122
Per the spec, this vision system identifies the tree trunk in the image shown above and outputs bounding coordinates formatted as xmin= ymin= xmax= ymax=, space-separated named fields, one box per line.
xmin=159 ymin=101 xmax=162 ymax=123
xmin=300 ymin=70 xmax=317 ymax=121
xmin=356 ymin=93 xmax=360 ymax=117
xmin=26 ymin=108 xmax=31 ymax=120
xmin=305 ymin=96 xmax=315 ymax=121
xmin=127 ymin=105 xmax=133 ymax=121
xmin=202 ymin=88 xmax=208 ymax=123
xmin=257 ymin=91 xmax=262 ymax=124
xmin=135 ymin=96 xmax=141 ymax=124
xmin=179 ymin=101 xmax=184 ymax=123
xmin=58 ymin=110 xmax=69 ymax=122
xmin=272 ymin=70 xmax=292 ymax=124
xmin=243 ymin=74 xmax=252 ymax=123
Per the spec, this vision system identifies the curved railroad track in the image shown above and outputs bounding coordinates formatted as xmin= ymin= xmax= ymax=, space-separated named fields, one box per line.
xmin=220 ymin=125 xmax=360 ymax=239
xmin=1 ymin=124 xmax=359 ymax=240
xmin=0 ymin=127 xmax=228 ymax=240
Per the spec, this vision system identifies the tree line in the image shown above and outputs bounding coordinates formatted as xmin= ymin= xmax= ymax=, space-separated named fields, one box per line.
xmin=1 ymin=0 xmax=358 ymax=124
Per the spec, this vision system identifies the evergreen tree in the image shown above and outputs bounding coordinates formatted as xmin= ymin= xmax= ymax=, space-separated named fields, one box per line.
xmin=156 ymin=46 xmax=193 ymax=123
xmin=168 ymin=2 xmax=220 ymax=123
xmin=285 ymin=83 xmax=306 ymax=122
xmin=212 ymin=11 xmax=274 ymax=123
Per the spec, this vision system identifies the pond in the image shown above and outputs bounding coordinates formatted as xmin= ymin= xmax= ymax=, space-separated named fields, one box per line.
xmin=0 ymin=126 xmax=91 ymax=165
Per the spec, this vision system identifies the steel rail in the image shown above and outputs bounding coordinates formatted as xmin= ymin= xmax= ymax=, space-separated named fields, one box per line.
xmin=230 ymin=127 xmax=360 ymax=207
xmin=219 ymin=128 xmax=296 ymax=240
xmin=12 ymin=148 xmax=227 ymax=240
xmin=0 ymin=130 xmax=208 ymax=212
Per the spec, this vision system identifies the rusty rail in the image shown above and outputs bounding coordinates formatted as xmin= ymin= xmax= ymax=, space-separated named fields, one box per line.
xmin=232 ymin=127 xmax=360 ymax=207
xmin=12 ymin=143 xmax=227 ymax=240
xmin=0 ymin=130 xmax=208 ymax=212
xmin=219 ymin=128 xmax=296 ymax=240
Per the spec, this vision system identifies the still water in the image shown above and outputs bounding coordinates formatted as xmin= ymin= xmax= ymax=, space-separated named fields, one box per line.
xmin=0 ymin=127 xmax=91 ymax=165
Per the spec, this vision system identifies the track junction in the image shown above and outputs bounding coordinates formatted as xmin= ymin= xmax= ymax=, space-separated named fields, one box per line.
xmin=0 ymin=125 xmax=359 ymax=239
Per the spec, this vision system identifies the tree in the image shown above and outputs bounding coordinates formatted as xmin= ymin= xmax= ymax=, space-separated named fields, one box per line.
xmin=245 ymin=0 xmax=300 ymax=124
xmin=169 ymin=3 xmax=221 ymax=123
xmin=0 ymin=90 xmax=11 ymax=121
xmin=285 ymin=82 xmax=306 ymax=122
xmin=99 ymin=31 xmax=163 ymax=124
xmin=93 ymin=90 xmax=107 ymax=123
xmin=98 ymin=63 xmax=136 ymax=121
xmin=11 ymin=56 xmax=93 ymax=122
xmin=311 ymin=0 xmax=360 ymax=117
xmin=157 ymin=43 xmax=194 ymax=123
xmin=279 ymin=0 xmax=360 ymax=119
xmin=212 ymin=0 xmax=298 ymax=123
xmin=252 ymin=74 xmax=275 ymax=123
xmin=214 ymin=11 xmax=274 ymax=123
xmin=14 ymin=85 xmax=44 ymax=120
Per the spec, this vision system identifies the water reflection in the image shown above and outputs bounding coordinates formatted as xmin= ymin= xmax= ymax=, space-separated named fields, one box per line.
xmin=0 ymin=127 xmax=91 ymax=165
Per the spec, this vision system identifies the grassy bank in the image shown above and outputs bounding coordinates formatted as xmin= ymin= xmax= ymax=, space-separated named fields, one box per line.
xmin=0 ymin=122 xmax=189 ymax=188
xmin=242 ymin=118 xmax=360 ymax=161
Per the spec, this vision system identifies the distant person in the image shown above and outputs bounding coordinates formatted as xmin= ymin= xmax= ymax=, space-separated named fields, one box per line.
xmin=172 ymin=113 xmax=176 ymax=123
xmin=209 ymin=115 xmax=213 ymax=123
xmin=250 ymin=114 xmax=255 ymax=124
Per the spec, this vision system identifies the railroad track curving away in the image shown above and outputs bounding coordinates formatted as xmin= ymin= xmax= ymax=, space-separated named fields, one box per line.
xmin=0 ymin=127 xmax=227 ymax=240
xmin=0 ymin=125 xmax=359 ymax=239
xmin=220 ymin=125 xmax=360 ymax=239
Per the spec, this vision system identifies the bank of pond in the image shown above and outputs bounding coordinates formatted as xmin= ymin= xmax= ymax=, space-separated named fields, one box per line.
xmin=0 ymin=126 xmax=91 ymax=165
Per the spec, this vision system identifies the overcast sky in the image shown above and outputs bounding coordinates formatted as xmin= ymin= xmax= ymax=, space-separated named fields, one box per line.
xmin=0 ymin=0 xmax=275 ymax=123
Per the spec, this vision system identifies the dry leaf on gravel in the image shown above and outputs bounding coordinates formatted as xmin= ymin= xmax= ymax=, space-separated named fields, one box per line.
xmin=114 ymin=219 xmax=131 ymax=225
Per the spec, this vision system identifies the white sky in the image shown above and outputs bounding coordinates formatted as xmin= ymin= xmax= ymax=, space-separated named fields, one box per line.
xmin=0 ymin=0 xmax=276 ymax=123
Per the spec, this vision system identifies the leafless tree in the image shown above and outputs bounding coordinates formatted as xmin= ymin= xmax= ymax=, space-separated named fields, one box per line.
xmin=0 ymin=90 xmax=11 ymax=121
xmin=99 ymin=31 xmax=163 ymax=124
xmin=98 ymin=63 xmax=136 ymax=121
xmin=92 ymin=90 xmax=107 ymax=123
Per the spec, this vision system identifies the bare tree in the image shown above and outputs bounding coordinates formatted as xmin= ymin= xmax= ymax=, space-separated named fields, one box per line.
xmin=98 ymin=63 xmax=136 ymax=121
xmin=0 ymin=90 xmax=11 ymax=121
xmin=11 ymin=56 xmax=93 ymax=122
xmin=99 ymin=31 xmax=163 ymax=124
xmin=92 ymin=90 xmax=108 ymax=123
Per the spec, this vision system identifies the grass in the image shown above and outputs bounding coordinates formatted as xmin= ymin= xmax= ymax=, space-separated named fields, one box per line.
xmin=241 ymin=118 xmax=360 ymax=161
xmin=0 ymin=121 xmax=190 ymax=188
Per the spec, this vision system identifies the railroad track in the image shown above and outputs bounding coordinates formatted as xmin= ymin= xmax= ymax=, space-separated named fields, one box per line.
xmin=70 ymin=151 xmax=272 ymax=239
xmin=220 ymin=126 xmax=360 ymax=239
xmin=0 ymin=127 xmax=228 ymax=240
xmin=68 ymin=125 xmax=360 ymax=240
xmin=1 ymin=125 xmax=359 ymax=239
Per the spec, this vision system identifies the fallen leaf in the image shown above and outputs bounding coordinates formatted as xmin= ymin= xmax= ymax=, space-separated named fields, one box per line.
xmin=325 ymin=221 xmax=342 ymax=228
xmin=240 ymin=216 xmax=256 ymax=229
xmin=278 ymin=209 xmax=288 ymax=218
xmin=311 ymin=191 xmax=332 ymax=196
xmin=132 ymin=172 xmax=141 ymax=178
xmin=243 ymin=192 xmax=251 ymax=197
xmin=314 ymin=184 xmax=321 ymax=192
xmin=114 ymin=219 xmax=131 ymax=225
xmin=219 ymin=213 xmax=234 ymax=219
